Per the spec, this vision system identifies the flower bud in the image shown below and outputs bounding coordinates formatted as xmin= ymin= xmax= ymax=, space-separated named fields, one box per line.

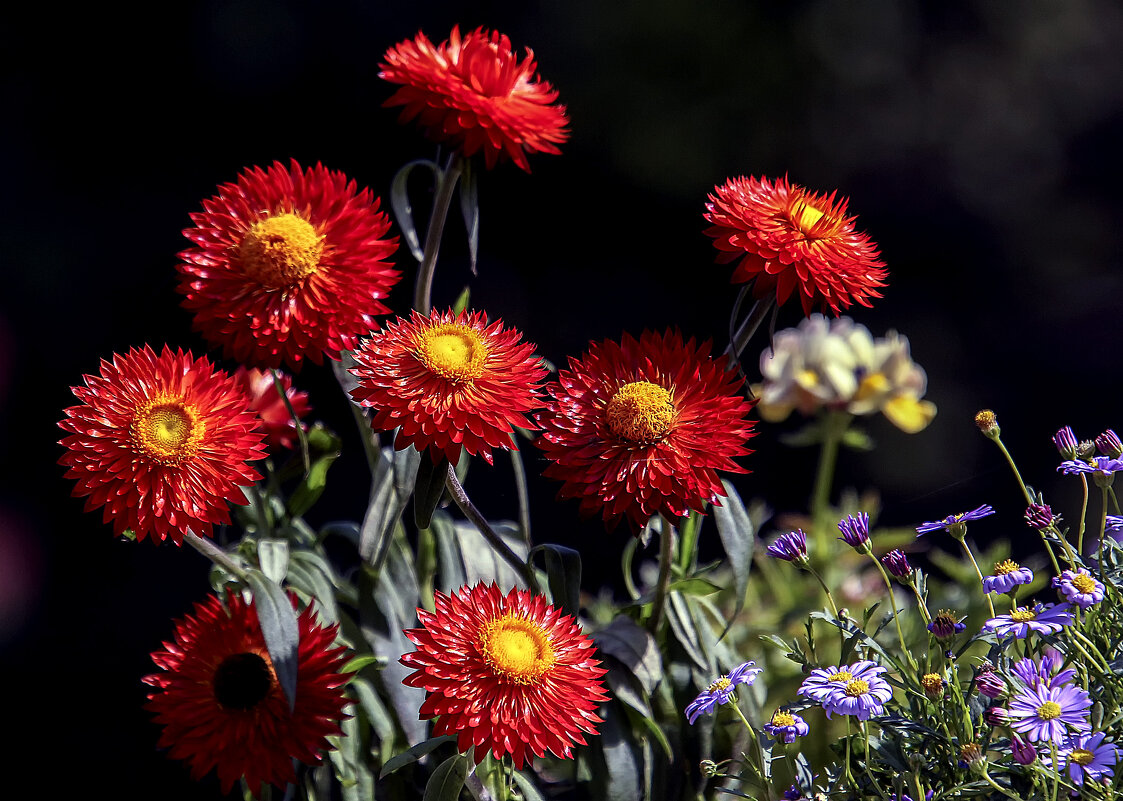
xmin=1024 ymin=503 xmax=1055 ymax=530
xmin=1096 ymin=429 xmax=1123 ymax=458
xmin=1011 ymin=735 xmax=1037 ymax=765
xmin=974 ymin=410 xmax=999 ymax=438
xmin=1053 ymin=426 xmax=1078 ymax=459
xmin=975 ymin=668 xmax=1007 ymax=699
xmin=881 ymin=548 xmax=913 ymax=578
xmin=983 ymin=705 xmax=1009 ymax=727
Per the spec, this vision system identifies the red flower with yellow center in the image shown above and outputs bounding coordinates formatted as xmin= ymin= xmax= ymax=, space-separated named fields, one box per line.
xmin=144 ymin=592 xmax=350 ymax=795
xmin=58 ymin=345 xmax=266 ymax=544
xmin=177 ymin=159 xmax=400 ymax=369
xmin=704 ymin=175 xmax=887 ymax=315
xmin=348 ymin=309 xmax=547 ymax=465
xmin=535 ymin=329 xmax=756 ymax=530
xmin=380 ymin=26 xmax=569 ymax=171
xmin=401 ymin=583 xmax=608 ymax=768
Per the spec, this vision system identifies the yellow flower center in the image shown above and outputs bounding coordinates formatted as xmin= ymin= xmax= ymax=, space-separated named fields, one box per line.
xmin=605 ymin=381 xmax=675 ymax=444
xmin=1009 ymin=607 xmax=1037 ymax=623
xmin=827 ymin=670 xmax=854 ymax=683
xmin=845 ymin=679 xmax=870 ymax=697
xmin=132 ymin=397 xmax=204 ymax=465
xmin=707 ymin=676 xmax=733 ymax=694
xmin=480 ymin=612 xmax=556 ymax=685
xmin=921 ymin=673 xmax=943 ymax=693
xmin=1036 ymin=701 xmax=1062 ymax=720
xmin=1070 ymin=748 xmax=1094 ymax=766
xmin=770 ymin=711 xmax=795 ymax=727
xmin=994 ymin=559 xmax=1020 ymax=576
xmin=415 ymin=323 xmax=487 ymax=382
xmin=1072 ymin=574 xmax=1097 ymax=594
xmin=854 ymin=372 xmax=890 ymax=402
xmin=238 ymin=212 xmax=324 ymax=288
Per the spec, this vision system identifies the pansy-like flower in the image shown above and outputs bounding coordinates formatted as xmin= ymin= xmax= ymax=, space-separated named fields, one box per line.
xmin=799 ymin=661 xmax=890 ymax=721
xmin=915 ymin=504 xmax=994 ymax=537
xmin=982 ymin=559 xmax=1034 ymax=595
xmin=380 ymin=26 xmax=568 ymax=172
xmin=177 ymin=160 xmax=400 ymax=370
xmin=58 ymin=345 xmax=266 ymax=544
xmin=837 ymin=512 xmax=871 ymax=550
xmin=685 ymin=662 xmax=763 ymax=724
xmin=535 ymin=330 xmax=755 ymax=530
xmin=350 ymin=309 xmax=547 ymax=465
xmin=1058 ymin=455 xmax=1123 ymax=477
xmin=401 ymin=583 xmax=607 ymax=768
xmin=143 ymin=592 xmax=350 ymax=795
xmin=1052 ymin=732 xmax=1118 ymax=786
xmin=234 ymin=367 xmax=312 ymax=450
xmin=767 ymin=530 xmax=809 ymax=563
xmin=1008 ymin=681 xmax=1092 ymax=744
xmin=1053 ymin=568 xmax=1105 ymax=610
xmin=703 ymin=175 xmax=887 ymax=315
xmin=981 ymin=603 xmax=1073 ymax=640
xmin=763 ymin=709 xmax=810 ymax=743
xmin=927 ymin=609 xmax=966 ymax=640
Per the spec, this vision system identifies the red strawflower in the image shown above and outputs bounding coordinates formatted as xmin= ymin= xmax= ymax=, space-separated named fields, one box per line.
xmin=704 ymin=175 xmax=888 ymax=315
xmin=177 ymin=159 xmax=400 ymax=369
xmin=401 ymin=583 xmax=608 ymax=768
xmin=58 ymin=345 xmax=266 ymax=545
xmin=144 ymin=591 xmax=350 ymax=795
xmin=380 ymin=26 xmax=569 ymax=171
xmin=348 ymin=308 xmax=547 ymax=465
xmin=535 ymin=330 xmax=756 ymax=531
xmin=234 ymin=366 xmax=312 ymax=450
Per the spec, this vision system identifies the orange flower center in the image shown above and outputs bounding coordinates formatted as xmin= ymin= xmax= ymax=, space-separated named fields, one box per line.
xmin=132 ymin=397 xmax=204 ymax=465
xmin=1072 ymin=573 xmax=1097 ymax=594
xmin=415 ymin=323 xmax=488 ymax=382
xmin=845 ymin=679 xmax=870 ymax=697
xmin=1071 ymin=748 xmax=1094 ymax=766
xmin=1009 ymin=607 xmax=1037 ymax=623
xmin=606 ymin=381 xmax=675 ymax=444
xmin=770 ymin=710 xmax=795 ymax=727
xmin=921 ymin=673 xmax=943 ymax=693
xmin=827 ymin=670 xmax=854 ymax=683
xmin=212 ymin=650 xmax=277 ymax=711
xmin=480 ymin=612 xmax=556 ymax=685
xmin=238 ymin=212 xmax=324 ymax=288
xmin=1036 ymin=701 xmax=1062 ymax=720
xmin=994 ymin=559 xmax=1020 ymax=576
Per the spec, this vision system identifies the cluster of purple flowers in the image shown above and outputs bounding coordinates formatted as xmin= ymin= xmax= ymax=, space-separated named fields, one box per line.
xmin=798 ymin=660 xmax=892 ymax=721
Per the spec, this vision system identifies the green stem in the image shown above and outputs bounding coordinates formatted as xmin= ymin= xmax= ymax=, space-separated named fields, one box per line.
xmin=981 ymin=767 xmax=1023 ymax=801
xmin=872 ymin=556 xmax=916 ymax=670
xmin=1077 ymin=475 xmax=1090 ymax=555
xmin=185 ymin=532 xmax=249 ymax=580
xmin=862 ymin=724 xmax=888 ymax=800
xmin=270 ymin=368 xmax=310 ymax=477
xmin=647 ymin=515 xmax=676 ymax=634
xmin=1098 ymin=486 xmax=1108 ymax=582
xmin=958 ymin=537 xmax=996 ymax=618
xmin=726 ymin=295 xmax=777 ymax=364
xmin=414 ymin=154 xmax=464 ymax=314
xmin=807 ymin=564 xmax=846 ymax=656
xmin=810 ymin=412 xmax=849 ymax=531
xmin=992 ymin=434 xmax=1030 ymax=502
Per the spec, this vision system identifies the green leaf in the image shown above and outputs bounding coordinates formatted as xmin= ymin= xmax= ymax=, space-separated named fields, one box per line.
xmin=379 ymin=735 xmax=456 ymax=778
xmin=453 ymin=519 xmax=529 ymax=588
xmin=340 ymin=654 xmax=380 ymax=674
xmin=713 ymin=479 xmax=754 ymax=639
xmin=458 ymin=158 xmax=479 ymax=275
xmin=509 ymin=770 xmax=546 ymax=801
xmin=257 ymin=538 xmax=289 ymax=584
xmin=590 ymin=704 xmax=641 ymax=801
xmin=592 ymin=617 xmax=662 ymax=695
xmin=360 ymin=441 xmax=421 ymax=564
xmin=428 ymin=510 xmax=467 ymax=593
xmin=285 ymin=558 xmax=339 ymax=623
xmin=287 ymin=424 xmax=342 ymax=518
xmin=413 ymin=454 xmax=449 ymax=530
xmin=452 ymin=286 xmax=471 ymax=315
xmin=666 ymin=592 xmax=713 ymax=674
xmin=423 ymin=753 xmax=470 ymax=801
xmin=244 ymin=569 xmax=299 ymax=712
xmin=390 ymin=159 xmax=440 ymax=263
xmin=529 ymin=543 xmax=582 ymax=619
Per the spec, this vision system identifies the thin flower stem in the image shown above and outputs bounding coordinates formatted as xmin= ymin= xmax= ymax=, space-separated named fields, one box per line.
xmin=981 ymin=767 xmax=1022 ymax=801
xmin=991 ymin=433 xmax=1030 ymax=503
xmin=807 ymin=564 xmax=846 ymax=655
xmin=729 ymin=702 xmax=774 ymax=801
xmin=185 ymin=531 xmax=248 ymax=581
xmin=414 ymin=153 xmax=464 ymax=314
xmin=862 ymin=724 xmax=889 ymax=800
xmin=507 ymin=433 xmax=532 ymax=548
xmin=908 ymin=581 xmax=932 ymax=624
xmin=1078 ymin=474 xmax=1090 ymax=555
xmin=270 ymin=368 xmax=310 ymax=477
xmin=444 ymin=464 xmax=539 ymax=593
xmin=958 ymin=538 xmax=996 ymax=618
xmin=810 ymin=412 xmax=850 ymax=547
xmin=1097 ymin=486 xmax=1108 ymax=582
xmin=843 ymin=718 xmax=857 ymax=793
xmin=871 ymin=556 xmax=916 ymax=670
xmin=647 ymin=515 xmax=676 ymax=634
xmin=727 ymin=295 xmax=777 ymax=363
xmin=329 ymin=358 xmax=380 ymax=478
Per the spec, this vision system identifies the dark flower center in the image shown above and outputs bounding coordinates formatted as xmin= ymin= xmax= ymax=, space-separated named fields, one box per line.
xmin=213 ymin=652 xmax=274 ymax=710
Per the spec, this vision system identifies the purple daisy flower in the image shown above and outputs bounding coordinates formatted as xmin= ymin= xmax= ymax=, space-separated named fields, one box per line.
xmin=982 ymin=559 xmax=1034 ymax=595
xmin=1053 ymin=568 xmax=1106 ymax=610
xmin=685 ymin=661 xmax=763 ymax=724
xmin=1058 ymin=455 xmax=1123 ymax=477
xmin=915 ymin=504 xmax=994 ymax=537
xmin=837 ymin=512 xmax=871 ymax=549
xmin=981 ymin=602 xmax=1073 ymax=640
xmin=767 ymin=529 xmax=808 ymax=563
xmin=798 ymin=660 xmax=883 ymax=705
xmin=881 ymin=548 xmax=913 ymax=578
xmin=763 ymin=709 xmax=810 ymax=743
xmin=804 ymin=662 xmax=893 ymax=721
xmin=927 ymin=609 xmax=967 ymax=640
xmin=1055 ymin=732 xmax=1118 ymax=786
xmin=1107 ymin=515 xmax=1123 ymax=532
xmin=1011 ymin=651 xmax=1077 ymax=691
xmin=1008 ymin=682 xmax=1092 ymax=743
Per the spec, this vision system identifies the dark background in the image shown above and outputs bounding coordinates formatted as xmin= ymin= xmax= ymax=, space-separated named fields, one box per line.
xmin=3 ymin=1 xmax=1122 ymax=798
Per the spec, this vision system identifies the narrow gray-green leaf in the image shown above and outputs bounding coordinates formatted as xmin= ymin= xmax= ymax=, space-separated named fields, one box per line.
xmin=529 ymin=543 xmax=582 ymax=618
xmin=360 ymin=441 xmax=421 ymax=563
xmin=510 ymin=770 xmax=546 ymax=801
xmin=390 ymin=159 xmax=440 ymax=263
xmin=454 ymin=519 xmax=528 ymax=588
xmin=458 ymin=158 xmax=479 ymax=275
xmin=257 ymin=538 xmax=289 ymax=584
xmin=380 ymin=735 xmax=456 ymax=778
xmin=413 ymin=454 xmax=449 ymax=530
xmin=429 ymin=510 xmax=467 ymax=593
xmin=592 ymin=616 xmax=661 ymax=695
xmin=245 ymin=569 xmax=299 ymax=712
xmin=713 ymin=478 xmax=754 ymax=640
xmin=423 ymin=753 xmax=470 ymax=801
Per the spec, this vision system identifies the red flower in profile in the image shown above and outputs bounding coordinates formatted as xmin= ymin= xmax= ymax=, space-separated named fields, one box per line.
xmin=704 ymin=175 xmax=888 ymax=315
xmin=58 ymin=345 xmax=266 ymax=544
xmin=401 ymin=583 xmax=607 ymax=768
xmin=144 ymin=591 xmax=350 ymax=795
xmin=177 ymin=160 xmax=400 ymax=369
xmin=348 ymin=308 xmax=547 ymax=465
xmin=234 ymin=366 xmax=312 ymax=450
xmin=535 ymin=330 xmax=756 ymax=531
xmin=380 ymin=26 xmax=569 ymax=171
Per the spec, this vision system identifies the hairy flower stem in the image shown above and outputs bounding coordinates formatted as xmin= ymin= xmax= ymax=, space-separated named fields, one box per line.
xmin=862 ymin=725 xmax=889 ymax=800
xmin=647 ymin=515 xmax=676 ymax=634
xmin=271 ymin=368 xmax=310 ymax=477
xmin=445 ymin=464 xmax=539 ymax=593
xmin=185 ymin=531 xmax=248 ymax=581
xmin=807 ymin=564 xmax=845 ymax=654
xmin=1078 ymin=475 xmax=1090 ymax=555
xmin=1098 ymin=486 xmax=1109 ymax=581
xmin=957 ymin=537 xmax=996 ymax=618
xmin=414 ymin=153 xmax=465 ymax=314
xmin=871 ymin=556 xmax=917 ymax=670
xmin=730 ymin=702 xmax=774 ymax=801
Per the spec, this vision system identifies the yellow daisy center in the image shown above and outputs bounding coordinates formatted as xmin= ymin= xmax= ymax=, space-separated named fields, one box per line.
xmin=827 ymin=670 xmax=854 ymax=683
xmin=415 ymin=323 xmax=488 ymax=382
xmin=480 ymin=612 xmax=556 ymax=685
xmin=605 ymin=381 xmax=675 ymax=444
xmin=1072 ymin=573 xmax=1097 ymax=594
xmin=921 ymin=673 xmax=943 ymax=693
xmin=707 ymin=676 xmax=733 ymax=694
xmin=238 ymin=212 xmax=324 ymax=288
xmin=854 ymin=372 xmax=890 ymax=401
xmin=770 ymin=711 xmax=795 ymax=727
xmin=1036 ymin=701 xmax=1062 ymax=720
xmin=845 ymin=679 xmax=870 ymax=697
xmin=1009 ymin=607 xmax=1037 ymax=623
xmin=994 ymin=559 xmax=1020 ymax=576
xmin=1070 ymin=748 xmax=1094 ymax=766
xmin=132 ymin=397 xmax=204 ymax=465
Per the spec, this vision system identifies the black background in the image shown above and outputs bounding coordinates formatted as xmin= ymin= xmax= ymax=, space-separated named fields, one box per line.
xmin=3 ymin=1 xmax=1123 ymax=798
